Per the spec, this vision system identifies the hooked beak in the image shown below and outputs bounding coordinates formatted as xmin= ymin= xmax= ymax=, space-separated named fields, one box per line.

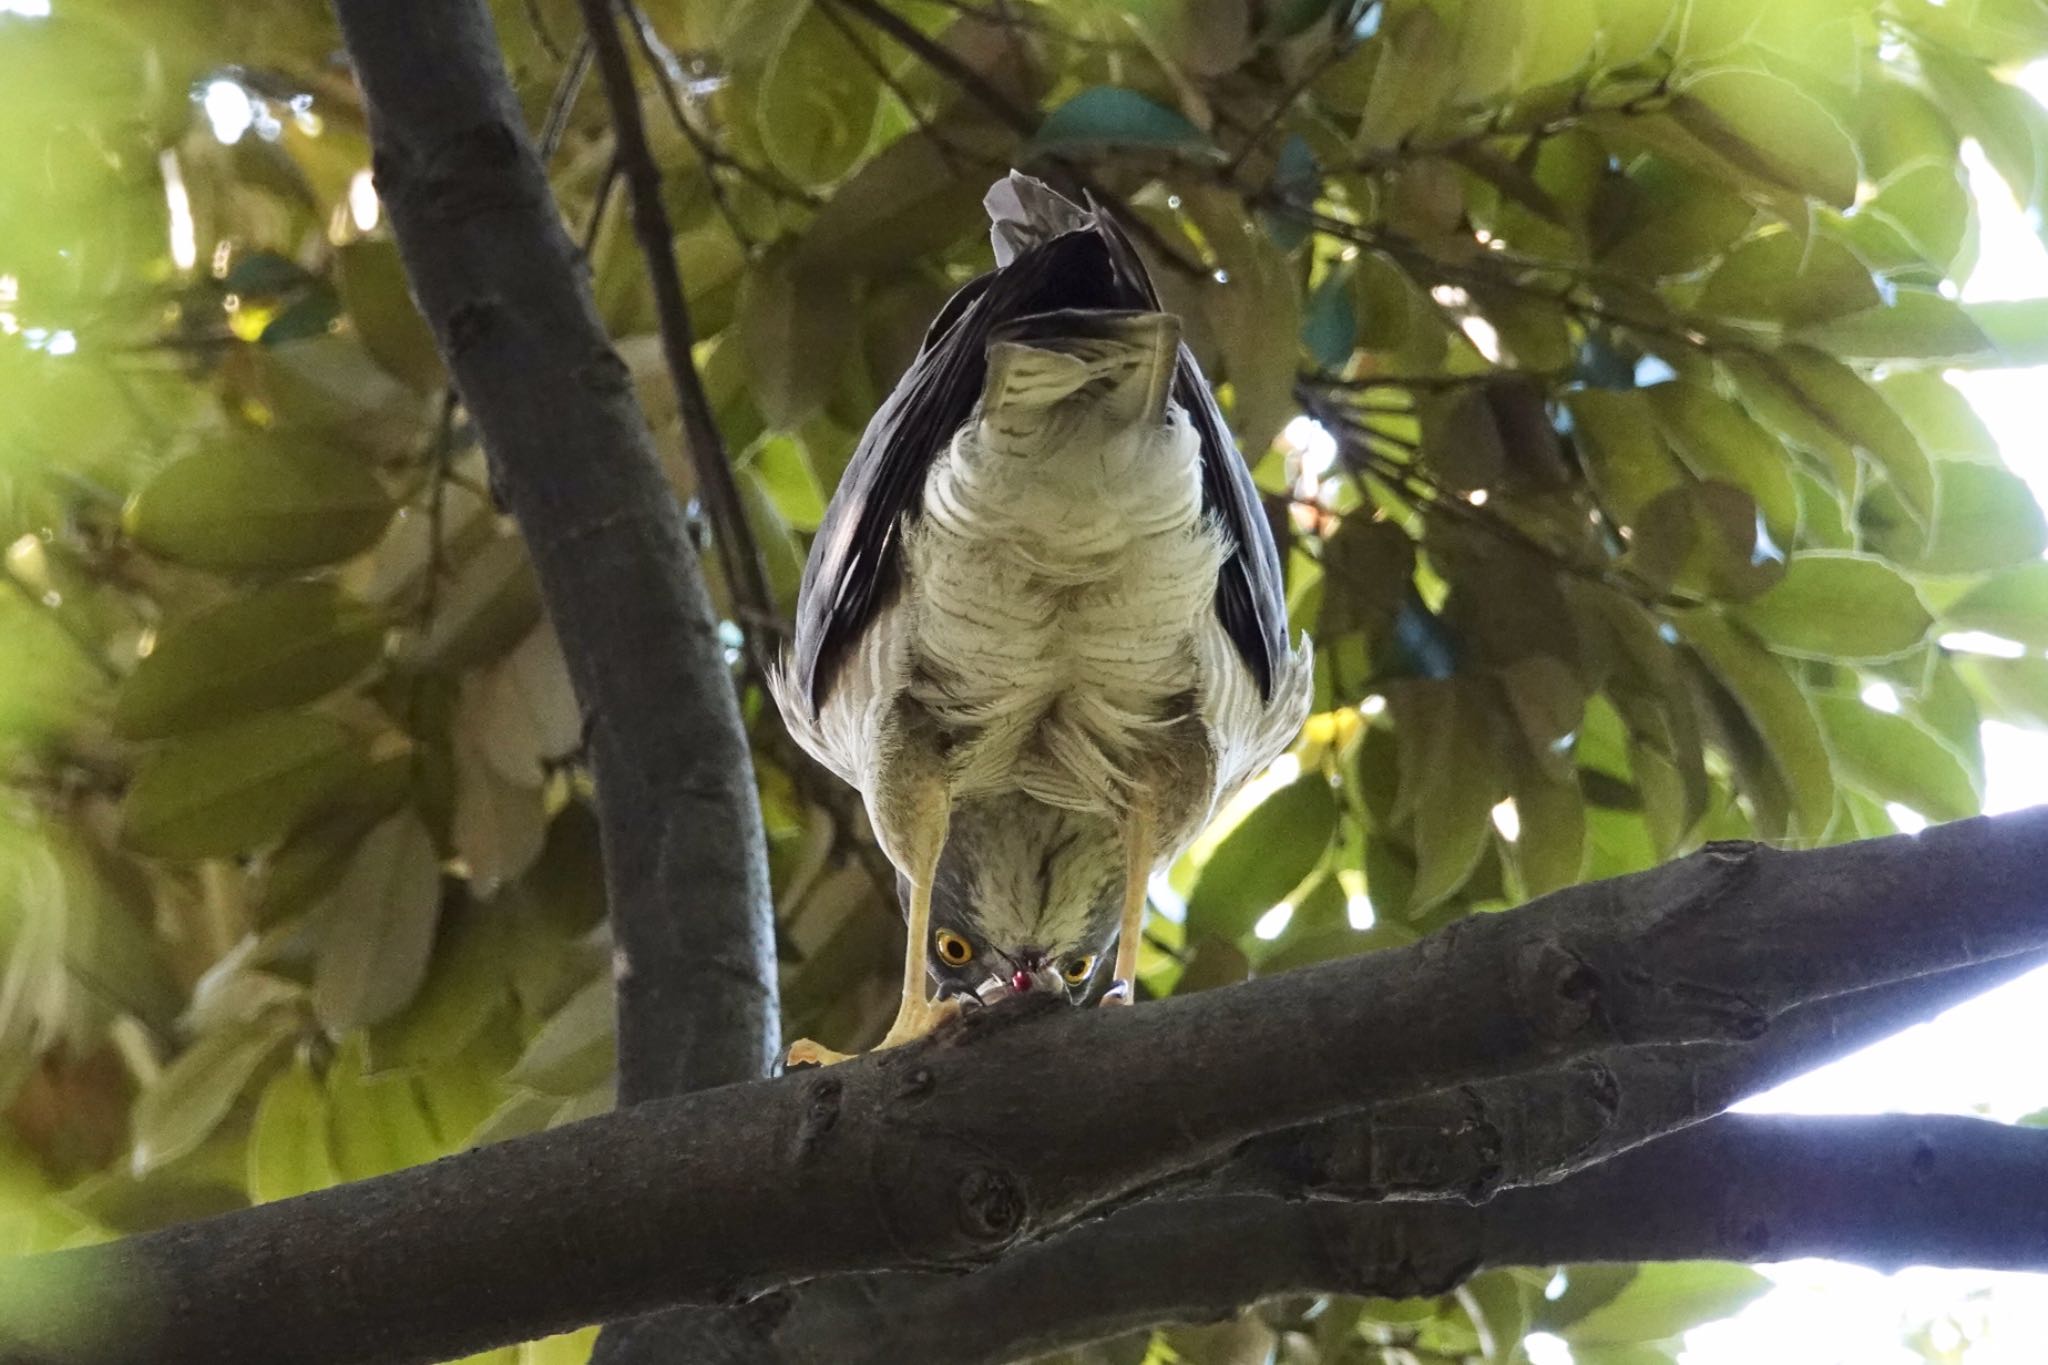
xmin=973 ymin=960 xmax=1065 ymax=1004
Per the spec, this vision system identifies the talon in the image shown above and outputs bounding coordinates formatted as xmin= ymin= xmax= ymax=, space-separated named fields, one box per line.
xmin=1101 ymin=979 xmax=1134 ymax=1006
xmin=785 ymin=1038 xmax=854 ymax=1070
xmin=878 ymin=996 xmax=963 ymax=1049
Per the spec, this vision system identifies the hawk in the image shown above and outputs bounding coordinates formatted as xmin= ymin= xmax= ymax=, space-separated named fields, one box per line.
xmin=771 ymin=173 xmax=1312 ymax=1065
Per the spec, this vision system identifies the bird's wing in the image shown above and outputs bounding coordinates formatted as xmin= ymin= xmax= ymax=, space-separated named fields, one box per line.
xmin=788 ymin=174 xmax=1292 ymax=714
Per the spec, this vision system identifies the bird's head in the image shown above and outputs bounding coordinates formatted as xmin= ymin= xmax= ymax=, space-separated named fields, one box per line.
xmin=917 ymin=796 xmax=1124 ymax=1006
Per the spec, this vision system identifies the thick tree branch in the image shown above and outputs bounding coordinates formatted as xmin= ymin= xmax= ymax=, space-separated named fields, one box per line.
xmin=327 ymin=0 xmax=777 ymax=1100
xmin=710 ymin=949 xmax=2048 ymax=1365
xmin=8 ymin=813 xmax=2048 ymax=1364
xmin=844 ymin=1114 xmax=2048 ymax=1365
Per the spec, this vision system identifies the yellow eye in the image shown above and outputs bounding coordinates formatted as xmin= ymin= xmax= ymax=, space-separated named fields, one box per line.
xmin=935 ymin=930 xmax=975 ymax=966
xmin=1061 ymin=955 xmax=1096 ymax=985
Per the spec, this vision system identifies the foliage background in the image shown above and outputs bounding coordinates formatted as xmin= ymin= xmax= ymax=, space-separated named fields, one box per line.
xmin=6 ymin=0 xmax=2048 ymax=1360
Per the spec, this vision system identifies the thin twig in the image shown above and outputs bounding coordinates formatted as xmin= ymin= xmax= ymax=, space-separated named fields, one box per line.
xmin=619 ymin=0 xmax=820 ymax=211
xmin=538 ymin=36 xmax=593 ymax=163
xmin=416 ymin=389 xmax=461 ymax=628
xmin=826 ymin=0 xmax=1206 ymax=277
xmin=580 ymin=153 xmax=623 ymax=256
xmin=521 ymin=0 xmax=570 ymax=63
xmin=576 ymin=0 xmax=778 ymax=657
xmin=1223 ymin=23 xmax=1361 ymax=177
xmin=1305 ymin=388 xmax=1701 ymax=613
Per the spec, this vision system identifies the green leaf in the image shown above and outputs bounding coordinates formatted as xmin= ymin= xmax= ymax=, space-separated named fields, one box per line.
xmin=1733 ymin=551 xmax=1931 ymax=662
xmin=1302 ymin=269 xmax=1357 ymax=370
xmin=1879 ymin=371 xmax=2001 ymax=464
xmin=756 ymin=9 xmax=881 ymax=187
xmin=1513 ymin=769 xmax=1586 ymax=897
xmin=1032 ymin=87 xmax=1216 ymax=156
xmin=1565 ymin=388 xmax=1684 ymax=523
xmin=1643 ymin=381 xmax=1798 ymax=544
xmin=1671 ymin=70 xmax=1859 ymax=208
xmin=125 ymin=444 xmax=395 ymax=572
xmin=401 ymin=534 xmax=543 ymax=672
xmin=1360 ymin=5 xmax=1458 ymax=150
xmin=748 ymin=435 xmax=827 ymax=533
xmin=259 ymin=291 xmax=341 ymax=346
xmin=1597 ymin=163 xmax=1758 ymax=280
xmin=114 ymin=581 xmax=385 ymax=739
xmin=247 ymin=1058 xmax=339 ymax=1203
xmin=367 ymin=904 xmax=512 ymax=1072
xmin=1945 ymin=562 xmax=2048 ymax=650
xmin=1127 ymin=0 xmax=1254 ymax=77
xmin=1389 ymin=678 xmax=1505 ymax=910
xmin=1180 ymin=187 xmax=1301 ymax=458
xmin=1186 ymin=774 xmax=1338 ymax=940
xmin=1961 ymin=298 xmax=2048 ymax=368
xmin=312 ymin=811 xmax=444 ymax=1034
xmin=324 ymin=1037 xmax=445 ymax=1181
xmin=1814 ymin=694 xmax=1980 ymax=823
xmin=797 ymin=123 xmax=1015 ymax=276
xmin=1697 ymin=231 xmax=1880 ymax=326
xmin=1420 ymin=386 xmax=1508 ymax=493
xmin=1962 ymin=655 xmax=2048 ymax=730
xmin=1171 ymin=938 xmax=1252 ymax=995
xmin=122 ymin=712 xmax=371 ymax=859
xmin=1728 ymin=347 xmax=1933 ymax=524
xmin=1864 ymin=162 xmax=1970 ymax=271
xmin=1679 ymin=612 xmax=1834 ymax=839
xmin=1565 ymin=1262 xmax=1770 ymax=1346
xmin=1794 ymin=289 xmax=1996 ymax=361
xmin=336 ymin=239 xmax=445 ymax=393
xmin=737 ymin=246 xmax=858 ymax=431
xmin=130 ymin=1012 xmax=297 ymax=1174
xmin=508 ymin=977 xmax=617 ymax=1097
xmin=1318 ymin=518 xmax=1414 ymax=640
xmin=1863 ymin=460 xmax=2048 ymax=575
xmin=450 ymin=733 xmax=546 ymax=899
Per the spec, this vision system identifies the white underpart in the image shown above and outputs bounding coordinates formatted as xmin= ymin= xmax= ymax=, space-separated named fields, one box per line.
xmin=906 ymin=403 xmax=1222 ymax=814
xmin=776 ymin=405 xmax=1314 ymax=868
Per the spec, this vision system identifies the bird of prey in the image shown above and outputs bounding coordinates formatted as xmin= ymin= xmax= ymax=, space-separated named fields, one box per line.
xmin=771 ymin=172 xmax=1312 ymax=1066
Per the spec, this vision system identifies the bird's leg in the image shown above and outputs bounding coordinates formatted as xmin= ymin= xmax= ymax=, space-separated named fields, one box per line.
xmin=874 ymin=827 xmax=959 ymax=1048
xmin=1104 ymin=802 xmax=1154 ymax=1006
xmin=786 ymin=771 xmax=954 ymax=1068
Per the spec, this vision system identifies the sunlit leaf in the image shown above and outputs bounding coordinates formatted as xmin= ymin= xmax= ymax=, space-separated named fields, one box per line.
xmin=115 ymin=581 xmax=385 ymax=739
xmin=1733 ymin=552 xmax=1931 ymax=662
xmin=1813 ymin=694 xmax=1980 ymax=824
xmin=125 ymin=444 xmax=396 ymax=572
xmin=1671 ymin=70 xmax=1859 ymax=209
xmin=1389 ymin=678 xmax=1504 ymax=911
xmin=1678 ymin=613 xmax=1834 ymax=840
xmin=130 ymin=1012 xmax=297 ymax=1175
xmin=1186 ymin=774 xmax=1338 ymax=940
xmin=1944 ymin=562 xmax=2048 ymax=650
xmin=1564 ymin=1263 xmax=1769 ymax=1346
xmin=312 ymin=812 xmax=444 ymax=1034
xmin=247 ymin=1058 xmax=339 ymax=1203
xmin=122 ymin=713 xmax=371 ymax=859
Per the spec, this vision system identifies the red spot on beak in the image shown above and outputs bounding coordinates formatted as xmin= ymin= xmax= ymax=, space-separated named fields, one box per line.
xmin=1011 ymin=970 xmax=1034 ymax=994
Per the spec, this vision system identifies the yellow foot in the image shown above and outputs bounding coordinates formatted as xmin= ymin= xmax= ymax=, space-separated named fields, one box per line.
xmin=784 ymin=1038 xmax=856 ymax=1069
xmin=783 ymin=997 xmax=966 ymax=1070
xmin=877 ymin=995 xmax=962 ymax=1048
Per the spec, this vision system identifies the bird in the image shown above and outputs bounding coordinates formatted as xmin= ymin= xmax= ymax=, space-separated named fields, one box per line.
xmin=770 ymin=172 xmax=1312 ymax=1066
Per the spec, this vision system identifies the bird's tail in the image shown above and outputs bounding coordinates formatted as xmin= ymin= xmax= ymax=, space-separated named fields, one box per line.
xmin=983 ymin=309 xmax=1179 ymax=431
xmin=984 ymin=172 xmax=1093 ymax=266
